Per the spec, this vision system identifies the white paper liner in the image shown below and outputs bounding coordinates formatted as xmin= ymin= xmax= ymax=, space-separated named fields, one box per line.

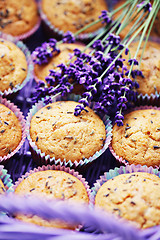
xmin=26 ymin=94 xmax=112 ymax=168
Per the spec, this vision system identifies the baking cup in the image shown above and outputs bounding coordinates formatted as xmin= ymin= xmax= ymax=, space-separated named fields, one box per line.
xmin=109 ymin=105 xmax=160 ymax=168
xmin=38 ymin=0 xmax=106 ymax=41
xmin=90 ymin=164 xmax=160 ymax=207
xmin=0 ymin=165 xmax=14 ymax=217
xmin=0 ymin=165 xmax=14 ymax=193
xmin=0 ymin=32 xmax=33 ymax=98
xmin=14 ymin=164 xmax=91 ymax=198
xmin=26 ymin=93 xmax=112 ymax=168
xmin=0 ymin=96 xmax=26 ymax=163
xmin=13 ymin=164 xmax=91 ymax=230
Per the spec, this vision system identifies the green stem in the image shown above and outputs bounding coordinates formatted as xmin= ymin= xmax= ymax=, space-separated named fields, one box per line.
xmin=139 ymin=1 xmax=160 ymax=65
xmin=111 ymin=0 xmax=133 ymax=15
xmin=116 ymin=0 xmax=139 ymax=35
xmin=128 ymin=1 xmax=159 ymax=77
xmin=123 ymin=11 xmax=149 ymax=42
xmin=100 ymin=18 xmax=148 ymax=79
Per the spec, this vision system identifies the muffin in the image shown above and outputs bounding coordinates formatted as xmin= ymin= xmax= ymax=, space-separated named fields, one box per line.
xmin=94 ymin=171 xmax=160 ymax=229
xmin=0 ymin=104 xmax=22 ymax=157
xmin=29 ymin=100 xmax=106 ymax=164
xmin=14 ymin=166 xmax=90 ymax=229
xmin=123 ymin=41 xmax=160 ymax=96
xmin=0 ymin=103 xmax=22 ymax=157
xmin=0 ymin=38 xmax=28 ymax=93
xmin=40 ymin=0 xmax=108 ymax=37
xmin=113 ymin=0 xmax=160 ymax=39
xmin=0 ymin=0 xmax=39 ymax=38
xmin=34 ymin=43 xmax=89 ymax=83
xmin=111 ymin=108 xmax=160 ymax=167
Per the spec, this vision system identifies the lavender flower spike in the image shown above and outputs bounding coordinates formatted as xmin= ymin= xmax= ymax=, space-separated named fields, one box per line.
xmin=63 ymin=31 xmax=76 ymax=43
xmin=99 ymin=10 xmax=112 ymax=24
xmin=32 ymin=39 xmax=59 ymax=65
xmin=137 ymin=1 xmax=152 ymax=12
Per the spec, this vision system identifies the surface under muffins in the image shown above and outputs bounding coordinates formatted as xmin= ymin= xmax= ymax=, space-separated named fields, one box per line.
xmin=14 ymin=167 xmax=90 ymax=229
xmin=0 ymin=0 xmax=39 ymax=37
xmin=0 ymin=38 xmax=28 ymax=93
xmin=111 ymin=108 xmax=160 ymax=167
xmin=41 ymin=0 xmax=108 ymax=34
xmin=94 ymin=172 xmax=160 ymax=229
xmin=0 ymin=103 xmax=22 ymax=157
xmin=30 ymin=100 xmax=106 ymax=163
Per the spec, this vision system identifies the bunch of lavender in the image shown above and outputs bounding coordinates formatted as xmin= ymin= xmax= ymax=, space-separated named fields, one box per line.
xmin=32 ymin=0 xmax=160 ymax=126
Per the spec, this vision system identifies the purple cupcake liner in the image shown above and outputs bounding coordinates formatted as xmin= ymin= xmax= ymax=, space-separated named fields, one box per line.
xmin=0 ymin=32 xmax=33 ymax=97
xmin=0 ymin=165 xmax=14 ymax=193
xmin=90 ymin=164 xmax=160 ymax=206
xmin=109 ymin=105 xmax=160 ymax=168
xmin=14 ymin=164 xmax=91 ymax=203
xmin=0 ymin=97 xmax=26 ymax=163
xmin=26 ymin=93 xmax=112 ymax=168
xmin=38 ymin=0 xmax=105 ymax=41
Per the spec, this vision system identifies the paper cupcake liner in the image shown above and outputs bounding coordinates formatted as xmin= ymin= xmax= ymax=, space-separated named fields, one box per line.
xmin=26 ymin=93 xmax=112 ymax=168
xmin=0 ymin=97 xmax=26 ymax=163
xmin=109 ymin=105 xmax=160 ymax=168
xmin=90 ymin=164 xmax=160 ymax=208
xmin=38 ymin=0 xmax=105 ymax=41
xmin=136 ymin=92 xmax=160 ymax=107
xmin=14 ymin=164 xmax=91 ymax=202
xmin=0 ymin=165 xmax=14 ymax=193
xmin=0 ymin=165 xmax=14 ymax=217
xmin=0 ymin=32 xmax=33 ymax=98
xmin=12 ymin=164 xmax=90 ymax=230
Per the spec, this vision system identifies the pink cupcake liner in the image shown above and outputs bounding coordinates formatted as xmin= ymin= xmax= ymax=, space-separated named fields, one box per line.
xmin=0 ymin=165 xmax=14 ymax=193
xmin=26 ymin=93 xmax=112 ymax=168
xmin=38 ymin=0 xmax=105 ymax=41
xmin=0 ymin=97 xmax=26 ymax=163
xmin=14 ymin=164 xmax=91 ymax=202
xmin=109 ymin=105 xmax=160 ymax=168
xmin=90 ymin=164 xmax=160 ymax=207
xmin=0 ymin=32 xmax=33 ymax=98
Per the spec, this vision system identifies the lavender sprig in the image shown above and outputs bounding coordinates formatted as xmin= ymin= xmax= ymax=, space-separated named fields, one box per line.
xmin=32 ymin=0 xmax=159 ymax=126
xmin=32 ymin=39 xmax=60 ymax=65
